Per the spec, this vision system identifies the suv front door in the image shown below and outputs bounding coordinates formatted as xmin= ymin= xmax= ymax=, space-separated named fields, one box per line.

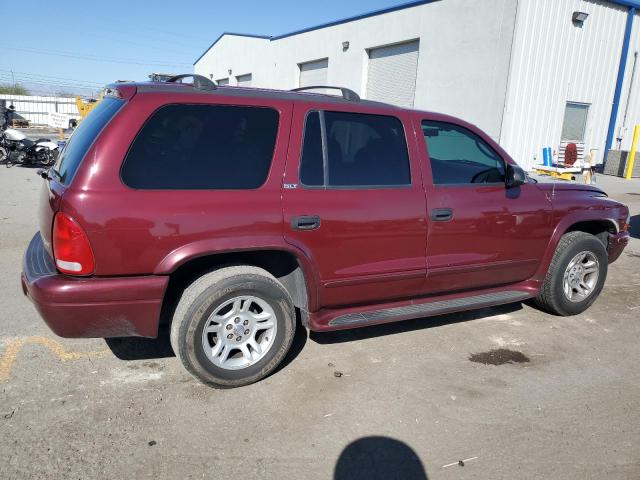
xmin=417 ymin=117 xmax=553 ymax=294
xmin=282 ymin=104 xmax=428 ymax=310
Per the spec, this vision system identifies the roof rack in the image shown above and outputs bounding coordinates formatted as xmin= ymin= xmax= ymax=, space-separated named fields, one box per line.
xmin=290 ymin=86 xmax=360 ymax=102
xmin=166 ymin=74 xmax=217 ymax=91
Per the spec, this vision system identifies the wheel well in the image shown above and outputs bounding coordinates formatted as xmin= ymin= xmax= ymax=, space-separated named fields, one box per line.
xmin=566 ymin=220 xmax=616 ymax=247
xmin=159 ymin=250 xmax=309 ymax=326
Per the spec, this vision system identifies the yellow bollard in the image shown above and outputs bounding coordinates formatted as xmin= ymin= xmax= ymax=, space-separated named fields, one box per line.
xmin=625 ymin=124 xmax=640 ymax=179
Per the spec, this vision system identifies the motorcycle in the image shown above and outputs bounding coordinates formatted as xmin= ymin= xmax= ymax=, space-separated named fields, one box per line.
xmin=0 ymin=105 xmax=59 ymax=167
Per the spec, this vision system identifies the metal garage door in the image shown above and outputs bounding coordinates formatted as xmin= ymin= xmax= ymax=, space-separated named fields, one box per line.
xmin=366 ymin=41 xmax=419 ymax=107
xmin=299 ymin=59 xmax=329 ymax=88
xmin=236 ymin=74 xmax=252 ymax=87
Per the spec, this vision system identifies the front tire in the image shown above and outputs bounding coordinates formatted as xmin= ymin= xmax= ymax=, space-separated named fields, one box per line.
xmin=535 ymin=231 xmax=608 ymax=316
xmin=170 ymin=266 xmax=296 ymax=388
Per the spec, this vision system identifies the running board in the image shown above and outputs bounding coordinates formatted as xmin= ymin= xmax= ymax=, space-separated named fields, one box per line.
xmin=328 ymin=290 xmax=530 ymax=328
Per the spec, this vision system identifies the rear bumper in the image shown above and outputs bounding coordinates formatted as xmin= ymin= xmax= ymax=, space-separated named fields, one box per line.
xmin=22 ymin=233 xmax=168 ymax=338
xmin=607 ymin=231 xmax=630 ymax=263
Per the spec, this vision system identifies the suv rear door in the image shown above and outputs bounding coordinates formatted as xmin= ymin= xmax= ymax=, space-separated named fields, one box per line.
xmin=282 ymin=102 xmax=428 ymax=310
xmin=40 ymin=95 xmax=125 ymax=257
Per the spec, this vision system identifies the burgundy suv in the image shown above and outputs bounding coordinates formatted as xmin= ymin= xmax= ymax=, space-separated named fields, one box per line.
xmin=22 ymin=75 xmax=630 ymax=388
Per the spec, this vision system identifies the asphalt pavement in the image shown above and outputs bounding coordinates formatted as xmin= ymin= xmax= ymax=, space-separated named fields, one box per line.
xmin=1 ymin=164 xmax=639 ymax=479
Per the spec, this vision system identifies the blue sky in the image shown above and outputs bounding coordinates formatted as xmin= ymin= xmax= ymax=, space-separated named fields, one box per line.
xmin=0 ymin=0 xmax=405 ymax=97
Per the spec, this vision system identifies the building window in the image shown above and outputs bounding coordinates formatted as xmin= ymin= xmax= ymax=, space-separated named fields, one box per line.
xmin=561 ymin=102 xmax=589 ymax=142
xmin=236 ymin=74 xmax=252 ymax=87
xmin=216 ymin=78 xmax=229 ymax=86
xmin=299 ymin=110 xmax=411 ymax=188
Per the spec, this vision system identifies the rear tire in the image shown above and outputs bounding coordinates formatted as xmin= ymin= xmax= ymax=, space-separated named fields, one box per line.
xmin=535 ymin=231 xmax=608 ymax=316
xmin=170 ymin=266 xmax=296 ymax=388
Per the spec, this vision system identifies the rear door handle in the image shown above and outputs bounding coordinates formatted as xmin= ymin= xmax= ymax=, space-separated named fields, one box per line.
xmin=431 ymin=208 xmax=453 ymax=222
xmin=291 ymin=215 xmax=321 ymax=231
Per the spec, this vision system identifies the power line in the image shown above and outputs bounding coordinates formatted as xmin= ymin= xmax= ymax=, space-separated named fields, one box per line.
xmin=0 ymin=75 xmax=102 ymax=90
xmin=0 ymin=74 xmax=100 ymax=91
xmin=4 ymin=46 xmax=192 ymax=67
xmin=0 ymin=69 xmax=105 ymax=86
xmin=93 ymin=15 xmax=213 ymax=44
xmin=73 ymin=28 xmax=197 ymax=56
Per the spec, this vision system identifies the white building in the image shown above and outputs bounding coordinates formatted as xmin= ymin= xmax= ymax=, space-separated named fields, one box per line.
xmin=194 ymin=0 xmax=640 ymax=170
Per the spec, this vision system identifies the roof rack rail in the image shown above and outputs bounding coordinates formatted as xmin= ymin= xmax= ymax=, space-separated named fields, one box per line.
xmin=166 ymin=74 xmax=217 ymax=91
xmin=290 ymin=86 xmax=360 ymax=102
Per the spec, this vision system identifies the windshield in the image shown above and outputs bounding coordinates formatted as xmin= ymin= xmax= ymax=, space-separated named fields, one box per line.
xmin=52 ymin=96 xmax=124 ymax=185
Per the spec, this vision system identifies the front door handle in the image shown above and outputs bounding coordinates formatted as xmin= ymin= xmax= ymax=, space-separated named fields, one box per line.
xmin=291 ymin=215 xmax=321 ymax=231
xmin=431 ymin=208 xmax=454 ymax=222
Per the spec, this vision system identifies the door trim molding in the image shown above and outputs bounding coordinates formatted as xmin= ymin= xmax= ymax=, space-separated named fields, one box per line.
xmin=323 ymin=269 xmax=425 ymax=288
xmin=427 ymin=258 xmax=538 ymax=277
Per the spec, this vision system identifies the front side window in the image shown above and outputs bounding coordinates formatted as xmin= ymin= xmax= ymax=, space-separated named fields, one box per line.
xmin=299 ymin=111 xmax=411 ymax=188
xmin=422 ymin=120 xmax=505 ymax=185
xmin=121 ymin=104 xmax=279 ymax=189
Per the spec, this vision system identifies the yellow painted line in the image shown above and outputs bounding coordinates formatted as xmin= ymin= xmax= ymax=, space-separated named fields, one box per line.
xmin=0 ymin=336 xmax=109 ymax=382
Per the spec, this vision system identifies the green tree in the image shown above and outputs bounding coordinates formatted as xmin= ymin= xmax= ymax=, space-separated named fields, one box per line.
xmin=0 ymin=83 xmax=30 ymax=95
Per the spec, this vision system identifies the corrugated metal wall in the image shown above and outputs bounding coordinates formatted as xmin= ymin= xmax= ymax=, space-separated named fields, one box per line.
xmin=0 ymin=94 xmax=80 ymax=126
xmin=613 ymin=11 xmax=640 ymax=151
xmin=500 ymin=0 xmax=630 ymax=170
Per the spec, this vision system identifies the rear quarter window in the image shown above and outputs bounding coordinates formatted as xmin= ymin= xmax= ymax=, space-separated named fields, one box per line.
xmin=53 ymin=97 xmax=124 ymax=185
xmin=121 ymin=104 xmax=279 ymax=190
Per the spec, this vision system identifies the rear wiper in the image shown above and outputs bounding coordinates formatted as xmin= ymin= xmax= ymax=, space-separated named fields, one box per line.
xmin=37 ymin=168 xmax=52 ymax=180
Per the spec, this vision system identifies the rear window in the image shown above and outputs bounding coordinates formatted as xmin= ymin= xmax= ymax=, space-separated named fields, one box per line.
xmin=121 ymin=104 xmax=279 ymax=190
xmin=53 ymin=96 xmax=123 ymax=185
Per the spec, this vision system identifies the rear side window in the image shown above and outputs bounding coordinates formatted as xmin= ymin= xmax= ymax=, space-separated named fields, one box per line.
xmin=121 ymin=104 xmax=279 ymax=189
xmin=299 ymin=111 xmax=411 ymax=188
xmin=422 ymin=120 xmax=505 ymax=185
xmin=53 ymin=96 xmax=123 ymax=185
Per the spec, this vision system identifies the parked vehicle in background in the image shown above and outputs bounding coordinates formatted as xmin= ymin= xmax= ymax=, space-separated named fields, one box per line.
xmin=21 ymin=75 xmax=630 ymax=388
xmin=1 ymin=106 xmax=59 ymax=167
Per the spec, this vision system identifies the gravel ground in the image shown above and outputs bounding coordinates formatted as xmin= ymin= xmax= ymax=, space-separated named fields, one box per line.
xmin=0 ymin=165 xmax=639 ymax=479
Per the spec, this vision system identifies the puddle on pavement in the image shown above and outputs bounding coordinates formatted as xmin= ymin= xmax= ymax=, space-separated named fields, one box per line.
xmin=469 ymin=349 xmax=530 ymax=366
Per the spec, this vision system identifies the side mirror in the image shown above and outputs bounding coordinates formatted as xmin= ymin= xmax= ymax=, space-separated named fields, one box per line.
xmin=505 ymin=164 xmax=526 ymax=188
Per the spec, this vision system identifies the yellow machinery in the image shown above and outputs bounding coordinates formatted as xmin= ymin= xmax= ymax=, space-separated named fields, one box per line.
xmin=75 ymin=93 xmax=103 ymax=121
xmin=533 ymin=165 xmax=580 ymax=181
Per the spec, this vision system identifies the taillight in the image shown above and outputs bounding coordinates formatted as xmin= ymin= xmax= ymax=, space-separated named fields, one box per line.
xmin=52 ymin=213 xmax=95 ymax=275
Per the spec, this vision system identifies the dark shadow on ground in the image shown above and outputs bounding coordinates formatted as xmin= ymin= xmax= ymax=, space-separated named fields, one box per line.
xmin=105 ymin=325 xmax=175 ymax=361
xmin=1 ymin=158 xmax=53 ymax=169
xmin=334 ymin=436 xmax=429 ymax=480
xmin=630 ymin=214 xmax=640 ymax=239
xmin=104 ymin=311 xmax=308 ymax=369
xmin=311 ymin=302 xmax=523 ymax=345
xmin=272 ymin=312 xmax=308 ymax=374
